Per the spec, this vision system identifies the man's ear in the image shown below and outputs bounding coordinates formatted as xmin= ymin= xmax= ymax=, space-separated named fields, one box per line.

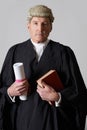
xmin=50 ymin=24 xmax=52 ymax=32
xmin=27 ymin=23 xmax=30 ymax=29
xmin=27 ymin=22 xmax=30 ymax=30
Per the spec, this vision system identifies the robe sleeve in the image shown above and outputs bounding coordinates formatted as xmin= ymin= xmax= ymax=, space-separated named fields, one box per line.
xmin=0 ymin=45 xmax=17 ymax=102
xmin=60 ymin=46 xmax=87 ymax=108
xmin=0 ymin=93 xmax=5 ymax=129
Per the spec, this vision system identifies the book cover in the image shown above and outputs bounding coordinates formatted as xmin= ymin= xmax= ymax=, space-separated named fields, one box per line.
xmin=37 ymin=70 xmax=63 ymax=92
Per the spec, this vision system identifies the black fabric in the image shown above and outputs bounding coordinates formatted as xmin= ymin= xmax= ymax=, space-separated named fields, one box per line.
xmin=0 ymin=39 xmax=87 ymax=130
xmin=0 ymin=93 xmax=5 ymax=129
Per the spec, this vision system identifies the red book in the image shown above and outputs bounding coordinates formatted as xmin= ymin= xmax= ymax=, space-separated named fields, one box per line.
xmin=37 ymin=70 xmax=63 ymax=92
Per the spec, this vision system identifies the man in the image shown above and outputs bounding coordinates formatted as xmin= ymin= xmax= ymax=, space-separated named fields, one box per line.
xmin=0 ymin=5 xmax=87 ymax=130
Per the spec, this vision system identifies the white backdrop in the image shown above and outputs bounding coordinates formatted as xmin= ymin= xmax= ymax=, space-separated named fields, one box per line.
xmin=0 ymin=0 xmax=87 ymax=128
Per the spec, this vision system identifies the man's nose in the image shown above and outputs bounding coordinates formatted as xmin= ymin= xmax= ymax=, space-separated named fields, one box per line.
xmin=38 ymin=24 xmax=44 ymax=31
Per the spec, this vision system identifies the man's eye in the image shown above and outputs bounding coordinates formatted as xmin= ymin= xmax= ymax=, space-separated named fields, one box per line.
xmin=43 ymin=23 xmax=48 ymax=26
xmin=33 ymin=22 xmax=38 ymax=25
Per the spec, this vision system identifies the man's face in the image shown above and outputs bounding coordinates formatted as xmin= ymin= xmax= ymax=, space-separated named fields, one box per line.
xmin=27 ymin=17 xmax=52 ymax=43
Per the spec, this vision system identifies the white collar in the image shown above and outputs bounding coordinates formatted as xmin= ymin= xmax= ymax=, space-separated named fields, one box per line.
xmin=31 ymin=39 xmax=50 ymax=61
xmin=31 ymin=39 xmax=49 ymax=48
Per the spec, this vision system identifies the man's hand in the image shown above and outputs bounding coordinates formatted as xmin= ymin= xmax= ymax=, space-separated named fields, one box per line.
xmin=7 ymin=79 xmax=31 ymax=97
xmin=37 ymin=81 xmax=60 ymax=103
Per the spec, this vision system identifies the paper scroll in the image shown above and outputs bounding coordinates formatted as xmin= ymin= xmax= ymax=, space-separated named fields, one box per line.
xmin=13 ymin=62 xmax=27 ymax=101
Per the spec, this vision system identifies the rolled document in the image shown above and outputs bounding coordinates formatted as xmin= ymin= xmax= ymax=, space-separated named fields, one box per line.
xmin=13 ymin=62 xmax=27 ymax=101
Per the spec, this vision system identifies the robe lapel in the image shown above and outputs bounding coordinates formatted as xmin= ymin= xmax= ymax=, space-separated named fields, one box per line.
xmin=26 ymin=40 xmax=60 ymax=80
xmin=33 ymin=41 xmax=57 ymax=79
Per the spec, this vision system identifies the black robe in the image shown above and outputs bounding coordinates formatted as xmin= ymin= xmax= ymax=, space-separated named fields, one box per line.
xmin=0 ymin=39 xmax=87 ymax=130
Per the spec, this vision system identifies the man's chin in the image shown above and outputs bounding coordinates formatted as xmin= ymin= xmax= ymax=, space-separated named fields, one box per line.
xmin=35 ymin=38 xmax=46 ymax=43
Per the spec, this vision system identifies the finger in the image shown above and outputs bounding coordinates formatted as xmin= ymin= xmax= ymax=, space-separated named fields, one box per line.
xmin=37 ymin=84 xmax=43 ymax=90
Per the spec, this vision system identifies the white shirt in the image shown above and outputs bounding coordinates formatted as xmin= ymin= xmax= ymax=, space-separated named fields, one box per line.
xmin=31 ymin=39 xmax=49 ymax=61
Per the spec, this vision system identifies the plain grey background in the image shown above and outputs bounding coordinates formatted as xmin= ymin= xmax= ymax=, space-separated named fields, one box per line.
xmin=0 ymin=0 xmax=87 ymax=129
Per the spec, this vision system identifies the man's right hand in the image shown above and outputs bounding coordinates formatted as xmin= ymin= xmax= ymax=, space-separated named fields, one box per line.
xmin=7 ymin=79 xmax=30 ymax=97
